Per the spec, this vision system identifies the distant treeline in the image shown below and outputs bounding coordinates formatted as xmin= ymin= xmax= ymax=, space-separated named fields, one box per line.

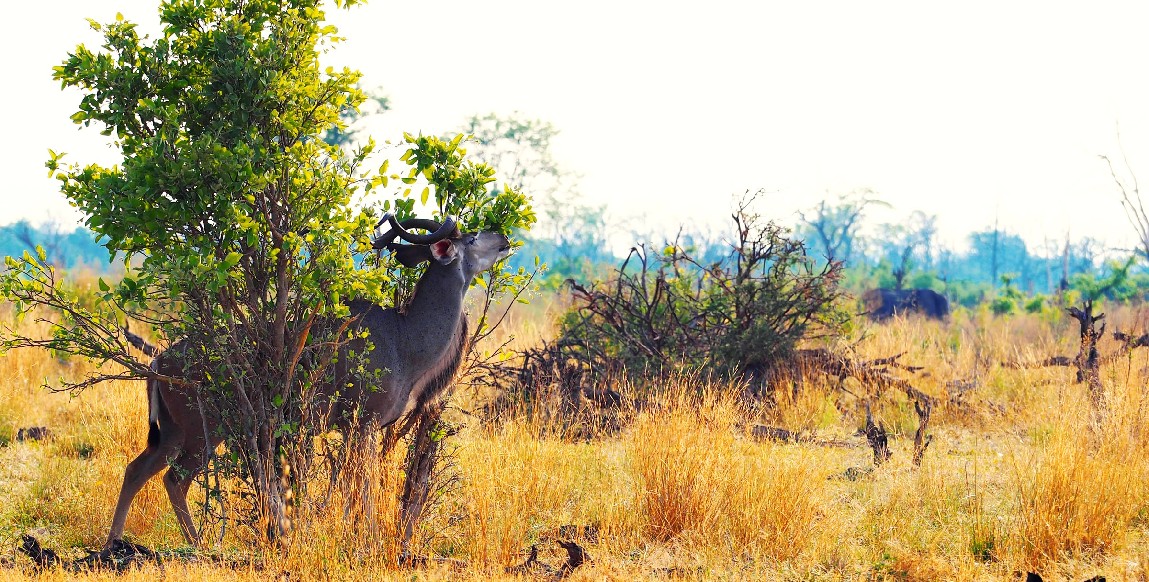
xmin=508 ymin=194 xmax=1147 ymax=311
xmin=7 ymin=211 xmax=1142 ymax=310
xmin=0 ymin=221 xmax=110 ymax=270
xmin=791 ymin=192 xmax=1145 ymax=307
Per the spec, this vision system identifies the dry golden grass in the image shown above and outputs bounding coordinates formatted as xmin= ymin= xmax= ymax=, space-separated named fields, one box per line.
xmin=6 ymin=299 xmax=1149 ymax=580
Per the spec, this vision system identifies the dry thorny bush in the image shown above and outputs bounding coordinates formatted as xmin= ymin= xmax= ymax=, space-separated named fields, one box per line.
xmin=475 ymin=193 xmax=937 ymax=465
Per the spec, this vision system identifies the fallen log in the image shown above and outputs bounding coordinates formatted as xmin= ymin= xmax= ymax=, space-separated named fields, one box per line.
xmin=19 ymin=536 xmax=159 ymax=573
xmin=784 ymin=348 xmax=935 ymax=466
xmin=750 ymin=425 xmax=858 ymax=448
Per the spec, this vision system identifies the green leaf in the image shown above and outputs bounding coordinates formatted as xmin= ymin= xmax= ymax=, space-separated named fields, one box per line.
xmin=222 ymin=251 xmax=242 ymax=269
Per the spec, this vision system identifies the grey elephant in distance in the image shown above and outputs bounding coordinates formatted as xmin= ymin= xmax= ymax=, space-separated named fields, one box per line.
xmin=862 ymin=288 xmax=950 ymax=321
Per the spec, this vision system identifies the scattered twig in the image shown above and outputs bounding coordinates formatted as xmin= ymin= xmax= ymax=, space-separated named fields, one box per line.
xmin=15 ymin=427 xmax=50 ymax=442
xmin=556 ymin=541 xmax=589 ymax=579
xmin=504 ymin=541 xmax=589 ymax=580
xmin=1005 ymin=356 xmax=1073 ymax=369
xmin=1113 ymin=329 xmax=1149 ymax=353
xmin=780 ymin=348 xmax=935 ymax=465
xmin=19 ymin=536 xmax=59 ymax=569
xmin=912 ymin=398 xmax=933 ymax=467
xmin=506 ymin=545 xmax=552 ymax=576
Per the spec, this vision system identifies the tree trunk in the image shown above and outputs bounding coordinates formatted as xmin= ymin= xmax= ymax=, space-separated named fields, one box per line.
xmin=398 ymin=400 xmax=450 ymax=556
xmin=1067 ymin=301 xmax=1105 ymax=411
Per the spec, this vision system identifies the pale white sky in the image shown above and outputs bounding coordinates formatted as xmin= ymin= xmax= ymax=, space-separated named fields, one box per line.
xmin=5 ymin=1 xmax=1149 ymax=253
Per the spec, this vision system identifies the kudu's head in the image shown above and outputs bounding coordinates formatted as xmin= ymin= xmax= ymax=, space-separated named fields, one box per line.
xmin=371 ymin=213 xmax=511 ymax=279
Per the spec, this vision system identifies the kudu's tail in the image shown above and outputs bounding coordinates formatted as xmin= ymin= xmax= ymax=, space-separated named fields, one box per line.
xmin=145 ymin=377 xmax=163 ymax=449
xmin=125 ymin=326 xmax=165 ymax=448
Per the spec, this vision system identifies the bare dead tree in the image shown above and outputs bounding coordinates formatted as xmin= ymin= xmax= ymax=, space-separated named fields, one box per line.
xmin=1101 ymin=136 xmax=1149 ymax=259
xmin=1008 ymin=316 xmax=1149 ymax=373
xmin=1002 ymin=301 xmax=1149 ymax=415
xmin=864 ymin=402 xmax=892 ymax=466
xmin=12 ymin=220 xmax=66 ymax=268
xmin=798 ymin=189 xmax=889 ymax=264
xmin=1068 ymin=301 xmax=1105 ymax=408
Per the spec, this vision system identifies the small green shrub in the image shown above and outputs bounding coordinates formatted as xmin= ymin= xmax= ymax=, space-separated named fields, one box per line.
xmin=1024 ymin=295 xmax=1046 ymax=314
xmin=990 ymin=274 xmax=1025 ymax=316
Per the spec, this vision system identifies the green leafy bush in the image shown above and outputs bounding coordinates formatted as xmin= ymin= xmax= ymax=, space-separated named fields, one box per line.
xmin=2 ymin=0 xmax=535 ymax=544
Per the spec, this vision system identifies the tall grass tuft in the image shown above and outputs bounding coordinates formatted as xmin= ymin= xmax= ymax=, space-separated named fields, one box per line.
xmin=1011 ymin=425 xmax=1145 ymax=570
xmin=277 ymin=436 xmax=406 ymax=578
xmin=629 ymin=385 xmax=839 ymax=564
xmin=631 ymin=404 xmax=727 ymax=542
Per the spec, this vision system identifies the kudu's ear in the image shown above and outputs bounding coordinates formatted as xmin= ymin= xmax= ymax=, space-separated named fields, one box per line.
xmin=430 ymin=239 xmax=458 ymax=265
xmin=393 ymin=245 xmax=433 ymax=268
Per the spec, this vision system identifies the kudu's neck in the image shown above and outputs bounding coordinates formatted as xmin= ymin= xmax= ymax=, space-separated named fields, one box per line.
xmin=398 ymin=261 xmax=468 ymax=352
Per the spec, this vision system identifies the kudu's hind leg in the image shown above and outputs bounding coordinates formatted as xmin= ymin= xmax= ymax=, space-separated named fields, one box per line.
xmin=163 ymin=447 xmax=211 ymax=547
xmin=106 ymin=439 xmax=181 ymax=549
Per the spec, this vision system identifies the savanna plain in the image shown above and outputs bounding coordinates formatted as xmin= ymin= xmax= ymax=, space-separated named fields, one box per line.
xmin=3 ymin=287 xmax=1149 ymax=581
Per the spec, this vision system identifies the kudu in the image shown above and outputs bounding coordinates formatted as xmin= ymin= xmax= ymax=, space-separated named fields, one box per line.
xmin=106 ymin=214 xmax=511 ymax=548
